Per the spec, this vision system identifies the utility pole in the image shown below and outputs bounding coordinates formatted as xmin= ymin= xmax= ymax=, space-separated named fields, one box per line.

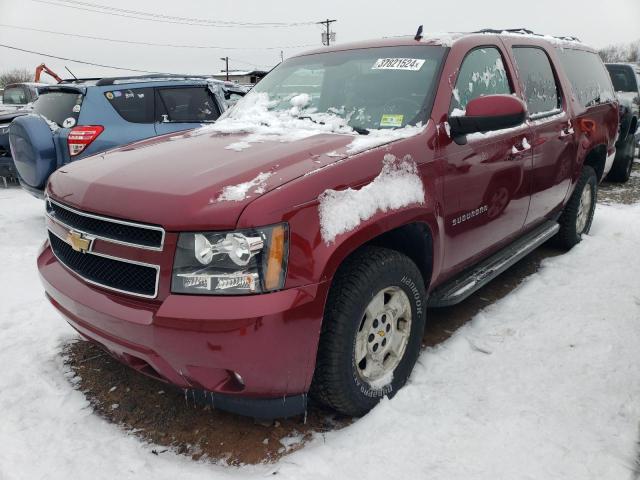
xmin=317 ymin=18 xmax=337 ymax=46
xmin=220 ymin=56 xmax=229 ymax=81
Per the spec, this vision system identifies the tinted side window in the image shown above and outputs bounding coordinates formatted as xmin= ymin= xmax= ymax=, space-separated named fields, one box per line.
xmin=450 ymin=47 xmax=511 ymax=113
xmin=104 ymin=88 xmax=154 ymax=123
xmin=156 ymin=87 xmax=220 ymax=123
xmin=512 ymin=47 xmax=560 ymax=116
xmin=606 ymin=65 xmax=638 ymax=93
xmin=557 ymin=50 xmax=615 ymax=108
xmin=33 ymin=91 xmax=84 ymax=127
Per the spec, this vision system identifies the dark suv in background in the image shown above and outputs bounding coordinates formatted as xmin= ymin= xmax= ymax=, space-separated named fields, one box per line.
xmin=605 ymin=63 xmax=639 ymax=181
xmin=8 ymin=76 xmax=246 ymax=197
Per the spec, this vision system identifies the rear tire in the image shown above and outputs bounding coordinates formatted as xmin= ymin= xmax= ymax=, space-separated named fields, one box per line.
xmin=607 ymin=135 xmax=635 ymax=183
xmin=555 ymin=166 xmax=597 ymax=249
xmin=311 ymin=247 xmax=426 ymax=417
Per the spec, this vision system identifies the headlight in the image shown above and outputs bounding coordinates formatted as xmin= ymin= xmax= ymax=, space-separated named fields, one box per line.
xmin=171 ymin=223 xmax=288 ymax=295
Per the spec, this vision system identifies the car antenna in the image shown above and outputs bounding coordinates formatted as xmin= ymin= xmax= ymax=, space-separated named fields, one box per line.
xmin=65 ymin=66 xmax=78 ymax=80
xmin=414 ymin=25 xmax=424 ymax=41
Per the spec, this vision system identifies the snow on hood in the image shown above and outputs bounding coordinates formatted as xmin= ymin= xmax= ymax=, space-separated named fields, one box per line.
xmin=216 ymin=171 xmax=272 ymax=202
xmin=193 ymin=91 xmax=426 ymax=155
xmin=318 ymin=153 xmax=425 ymax=243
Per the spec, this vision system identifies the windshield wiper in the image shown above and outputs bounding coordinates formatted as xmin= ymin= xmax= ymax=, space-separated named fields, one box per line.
xmin=297 ymin=115 xmax=325 ymax=125
xmin=297 ymin=115 xmax=369 ymax=135
xmin=351 ymin=126 xmax=370 ymax=135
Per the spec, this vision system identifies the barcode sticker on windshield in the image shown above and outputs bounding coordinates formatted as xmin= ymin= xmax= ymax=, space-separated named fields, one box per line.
xmin=372 ymin=58 xmax=425 ymax=71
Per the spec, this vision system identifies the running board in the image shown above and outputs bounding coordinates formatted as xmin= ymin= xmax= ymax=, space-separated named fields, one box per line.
xmin=428 ymin=221 xmax=559 ymax=308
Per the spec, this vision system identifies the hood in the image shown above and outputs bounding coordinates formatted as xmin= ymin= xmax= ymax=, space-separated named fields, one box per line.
xmin=616 ymin=92 xmax=639 ymax=110
xmin=47 ymin=129 xmax=358 ymax=231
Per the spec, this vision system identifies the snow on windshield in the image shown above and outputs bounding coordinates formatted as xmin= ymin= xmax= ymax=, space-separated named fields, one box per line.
xmin=318 ymin=153 xmax=425 ymax=243
xmin=195 ymin=92 xmax=352 ymax=151
xmin=194 ymin=92 xmax=426 ymax=155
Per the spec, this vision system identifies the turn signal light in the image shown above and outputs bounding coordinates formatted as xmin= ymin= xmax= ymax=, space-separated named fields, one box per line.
xmin=578 ymin=119 xmax=597 ymax=136
xmin=68 ymin=125 xmax=104 ymax=156
xmin=264 ymin=224 xmax=286 ymax=291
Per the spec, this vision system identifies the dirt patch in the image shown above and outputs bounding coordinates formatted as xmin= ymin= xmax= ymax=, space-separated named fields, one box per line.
xmin=599 ymin=159 xmax=640 ymax=205
xmin=64 ymin=340 xmax=348 ymax=465
xmin=63 ymin=162 xmax=640 ymax=465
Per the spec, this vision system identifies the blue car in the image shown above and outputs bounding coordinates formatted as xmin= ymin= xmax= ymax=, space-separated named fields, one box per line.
xmin=9 ymin=75 xmax=247 ymax=197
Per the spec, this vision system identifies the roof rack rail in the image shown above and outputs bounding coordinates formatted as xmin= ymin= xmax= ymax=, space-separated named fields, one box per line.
xmin=474 ymin=28 xmax=581 ymax=42
xmin=475 ymin=28 xmax=535 ymax=35
xmin=94 ymin=74 xmax=214 ymax=86
xmin=58 ymin=78 xmax=103 ymax=84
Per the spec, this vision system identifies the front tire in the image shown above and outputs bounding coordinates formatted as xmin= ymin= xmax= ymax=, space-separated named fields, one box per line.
xmin=311 ymin=247 xmax=426 ymax=416
xmin=556 ymin=166 xmax=597 ymax=249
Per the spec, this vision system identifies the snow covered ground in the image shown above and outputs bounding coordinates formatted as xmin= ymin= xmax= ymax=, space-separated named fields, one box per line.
xmin=0 ymin=187 xmax=639 ymax=480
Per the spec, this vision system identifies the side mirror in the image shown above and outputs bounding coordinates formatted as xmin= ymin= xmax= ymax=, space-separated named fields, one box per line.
xmin=449 ymin=94 xmax=526 ymax=141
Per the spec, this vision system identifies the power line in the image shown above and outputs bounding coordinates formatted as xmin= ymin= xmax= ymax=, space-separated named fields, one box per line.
xmin=31 ymin=0 xmax=317 ymax=28
xmin=0 ymin=24 xmax=317 ymax=51
xmin=0 ymin=43 xmax=168 ymax=74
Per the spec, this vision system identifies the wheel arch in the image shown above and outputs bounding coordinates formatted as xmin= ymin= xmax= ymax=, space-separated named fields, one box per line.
xmin=583 ymin=143 xmax=607 ymax=182
xmin=319 ymin=209 xmax=438 ymax=293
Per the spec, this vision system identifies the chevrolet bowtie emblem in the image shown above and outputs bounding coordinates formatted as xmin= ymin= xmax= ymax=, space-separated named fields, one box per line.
xmin=65 ymin=231 xmax=91 ymax=253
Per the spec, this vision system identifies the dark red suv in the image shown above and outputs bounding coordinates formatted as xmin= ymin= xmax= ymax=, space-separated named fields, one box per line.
xmin=39 ymin=30 xmax=618 ymax=418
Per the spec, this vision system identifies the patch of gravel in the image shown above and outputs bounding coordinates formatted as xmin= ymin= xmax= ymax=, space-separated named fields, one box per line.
xmin=599 ymin=158 xmax=640 ymax=205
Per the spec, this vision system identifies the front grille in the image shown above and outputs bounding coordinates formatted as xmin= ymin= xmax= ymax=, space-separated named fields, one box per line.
xmin=49 ymin=232 xmax=158 ymax=297
xmin=46 ymin=199 xmax=163 ymax=249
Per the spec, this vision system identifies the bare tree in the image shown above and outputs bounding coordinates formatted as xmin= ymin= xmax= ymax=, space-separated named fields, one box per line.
xmin=599 ymin=39 xmax=640 ymax=63
xmin=0 ymin=68 xmax=33 ymax=88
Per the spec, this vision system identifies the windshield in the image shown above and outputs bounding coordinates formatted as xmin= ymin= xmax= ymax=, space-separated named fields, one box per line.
xmin=249 ymin=46 xmax=446 ymax=131
xmin=2 ymin=86 xmax=28 ymax=105
xmin=32 ymin=90 xmax=84 ymax=127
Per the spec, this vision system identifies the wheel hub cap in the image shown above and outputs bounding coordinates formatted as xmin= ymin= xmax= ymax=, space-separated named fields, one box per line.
xmin=576 ymin=184 xmax=593 ymax=234
xmin=354 ymin=287 xmax=412 ymax=384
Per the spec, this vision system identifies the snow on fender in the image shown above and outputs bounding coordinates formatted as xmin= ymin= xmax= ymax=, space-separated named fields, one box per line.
xmin=318 ymin=154 xmax=425 ymax=244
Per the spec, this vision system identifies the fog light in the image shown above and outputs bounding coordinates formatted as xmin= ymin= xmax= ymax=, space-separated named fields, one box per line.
xmin=232 ymin=371 xmax=245 ymax=386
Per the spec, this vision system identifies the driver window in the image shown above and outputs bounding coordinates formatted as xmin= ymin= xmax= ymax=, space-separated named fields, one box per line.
xmin=450 ymin=47 xmax=512 ymax=114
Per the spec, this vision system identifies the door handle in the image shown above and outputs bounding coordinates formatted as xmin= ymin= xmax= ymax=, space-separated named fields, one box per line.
xmin=559 ymin=121 xmax=575 ymax=138
xmin=510 ymin=138 xmax=531 ymax=155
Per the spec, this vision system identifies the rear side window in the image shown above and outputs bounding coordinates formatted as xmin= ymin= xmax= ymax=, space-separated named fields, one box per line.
xmin=605 ymin=65 xmax=638 ymax=93
xmin=512 ymin=47 xmax=561 ymax=116
xmin=3 ymin=86 xmax=28 ymax=105
xmin=156 ymin=87 xmax=220 ymax=123
xmin=557 ymin=50 xmax=615 ymax=108
xmin=104 ymin=88 xmax=154 ymax=123
xmin=33 ymin=91 xmax=84 ymax=127
xmin=450 ymin=47 xmax=511 ymax=113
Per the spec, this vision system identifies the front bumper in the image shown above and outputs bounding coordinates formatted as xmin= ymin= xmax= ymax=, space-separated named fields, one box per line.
xmin=39 ymin=244 xmax=328 ymax=418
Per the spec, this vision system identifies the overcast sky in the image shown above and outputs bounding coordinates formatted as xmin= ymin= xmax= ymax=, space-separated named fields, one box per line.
xmin=0 ymin=0 xmax=638 ymax=80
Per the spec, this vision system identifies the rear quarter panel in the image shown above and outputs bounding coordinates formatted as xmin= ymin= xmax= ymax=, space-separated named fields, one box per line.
xmin=552 ymin=47 xmax=619 ymax=184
